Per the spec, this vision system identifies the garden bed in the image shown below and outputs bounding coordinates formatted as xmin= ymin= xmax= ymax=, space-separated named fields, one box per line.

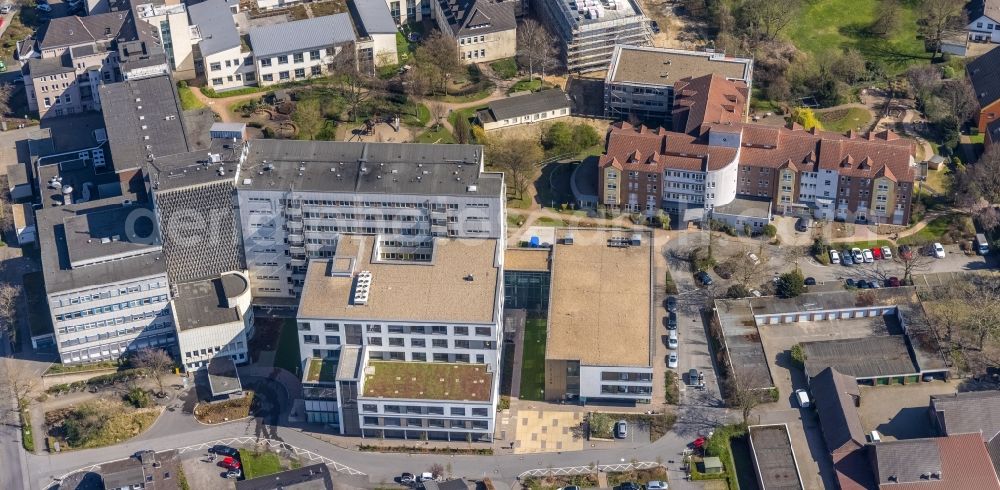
xmin=46 ymin=399 xmax=161 ymax=450
xmin=520 ymin=474 xmax=598 ymax=490
xmin=606 ymin=466 xmax=667 ymax=487
xmin=193 ymin=391 xmax=255 ymax=424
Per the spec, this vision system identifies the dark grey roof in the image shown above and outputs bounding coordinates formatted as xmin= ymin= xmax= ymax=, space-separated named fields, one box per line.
xmin=100 ymin=74 xmax=189 ymax=169
xmin=969 ymin=47 xmax=1000 ymax=109
xmin=248 ymin=14 xmax=355 ymax=58
xmin=237 ymin=140 xmax=503 ymax=197
xmin=98 ymin=459 xmax=145 ymax=489
xmin=809 ymin=367 xmax=865 ymax=454
xmin=62 ymin=203 xmax=161 ymax=268
xmin=38 ymin=11 xmax=133 ymax=50
xmin=872 ymin=438 xmax=942 ymax=484
xmin=234 ymin=463 xmax=333 ymax=490
xmin=480 ymin=89 xmax=571 ymax=122
xmin=26 ymin=56 xmax=74 ymax=78
xmin=188 ymin=0 xmax=241 ymax=56
xmin=349 ymin=0 xmax=396 ymax=35
xmin=207 ymin=357 xmax=242 ymax=396
xmin=972 ymin=0 xmax=1000 ymax=22
xmin=714 ymin=195 xmax=772 ymax=219
xmin=931 ymin=391 xmax=1000 ymax=440
xmin=747 ymin=287 xmax=916 ymax=317
xmin=748 ymin=425 xmax=804 ymax=490
xmin=802 ymin=334 xmax=918 ymax=379
xmin=435 ymin=0 xmax=515 ymax=36
xmin=173 ymin=275 xmax=244 ymax=330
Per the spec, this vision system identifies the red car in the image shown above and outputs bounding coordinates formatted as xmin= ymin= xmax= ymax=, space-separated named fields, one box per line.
xmin=871 ymin=247 xmax=882 ymax=260
xmin=887 ymin=277 xmax=901 ymax=287
xmin=693 ymin=436 xmax=706 ymax=449
xmin=218 ymin=456 xmax=241 ymax=470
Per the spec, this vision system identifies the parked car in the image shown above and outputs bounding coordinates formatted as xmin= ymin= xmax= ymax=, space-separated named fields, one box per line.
xmin=666 ymin=311 xmax=677 ymax=330
xmin=933 ymin=242 xmax=946 ymax=258
xmin=881 ymin=246 xmax=893 ymax=260
xmin=829 ymin=249 xmax=841 ymax=264
xmin=687 ymin=368 xmax=700 ymax=386
xmin=667 ymin=330 xmax=678 ymax=349
xmin=419 ymin=473 xmax=436 ymax=482
xmin=218 ymin=457 xmax=241 ymax=471
xmin=695 ymin=271 xmax=713 ymax=286
xmin=862 ymin=249 xmax=874 ymax=263
xmin=870 ymin=280 xmax=881 ymax=289
xmin=858 ymin=280 xmax=870 ymax=289
xmin=795 ymin=216 xmax=812 ymax=232
xmin=841 ymin=250 xmax=854 ymax=266
xmin=851 ymin=248 xmax=865 ymax=263
xmin=845 ymin=278 xmax=856 ymax=288
xmin=747 ymin=252 xmax=761 ymax=265
xmin=558 ymin=487 xmax=581 ymax=490
xmin=0 ymin=4 xmax=12 ymax=14
xmin=899 ymin=245 xmax=913 ymax=260
xmin=667 ymin=352 xmax=678 ymax=368
xmin=804 ymin=277 xmax=816 ymax=286
xmin=665 ymin=296 xmax=677 ymax=313
xmin=615 ymin=420 xmax=628 ymax=439
xmin=618 ymin=483 xmax=640 ymax=490
xmin=872 ymin=247 xmax=882 ymax=260
xmin=887 ymin=276 xmax=901 ymax=287
xmin=646 ymin=481 xmax=668 ymax=490
xmin=209 ymin=445 xmax=239 ymax=457
xmin=795 ymin=389 xmax=811 ymax=408
xmin=650 ymin=20 xmax=660 ymax=33
xmin=401 ymin=473 xmax=416 ymax=484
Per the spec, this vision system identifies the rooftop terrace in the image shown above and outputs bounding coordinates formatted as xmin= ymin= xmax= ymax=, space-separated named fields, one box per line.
xmin=361 ymin=361 xmax=493 ymax=401
xmin=305 ymin=358 xmax=338 ymax=384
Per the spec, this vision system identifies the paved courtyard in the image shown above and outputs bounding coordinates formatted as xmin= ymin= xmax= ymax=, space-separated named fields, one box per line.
xmin=512 ymin=409 xmax=584 ymax=454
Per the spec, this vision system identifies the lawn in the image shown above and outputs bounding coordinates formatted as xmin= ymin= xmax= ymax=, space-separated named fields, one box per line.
xmin=897 ymin=214 xmax=974 ymax=246
xmin=519 ymin=319 xmax=547 ymax=401
xmin=305 ymin=358 xmax=337 ymax=383
xmin=0 ymin=8 xmax=42 ymax=66
xmin=414 ymin=125 xmax=456 ymax=144
xmin=240 ymin=450 xmax=283 ymax=480
xmin=534 ymin=216 xmax=566 ymax=227
xmin=50 ymin=400 xmax=162 ymax=449
xmin=785 ymin=0 xmax=928 ymax=75
xmin=273 ymin=319 xmax=302 ymax=376
xmin=509 ymin=78 xmax=555 ymax=94
xmin=835 ymin=239 xmax=895 ymax=251
xmin=402 ymin=103 xmax=431 ymax=127
xmin=490 ymin=58 xmax=519 ymax=80
xmin=817 ymin=107 xmax=871 ymax=133
xmin=177 ymin=84 xmax=205 ymax=111
xmin=397 ymin=23 xmax=424 ymax=65
xmin=923 ymin=167 xmax=952 ymax=194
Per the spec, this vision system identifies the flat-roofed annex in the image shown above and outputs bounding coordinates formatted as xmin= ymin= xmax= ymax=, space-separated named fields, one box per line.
xmin=298 ymin=236 xmax=500 ymax=324
xmin=546 ymin=229 xmax=653 ymax=367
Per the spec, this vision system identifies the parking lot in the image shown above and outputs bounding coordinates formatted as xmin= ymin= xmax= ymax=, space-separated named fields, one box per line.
xmin=799 ymin=244 xmax=991 ymax=287
xmin=180 ymin=454 xmax=238 ymax=490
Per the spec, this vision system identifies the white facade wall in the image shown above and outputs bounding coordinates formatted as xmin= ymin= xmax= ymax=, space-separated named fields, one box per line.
xmin=370 ymin=33 xmax=399 ymax=67
xmin=357 ymin=396 xmax=496 ymax=438
xmin=578 ymin=365 xmax=654 ymax=400
xmin=385 ymin=0 xmax=423 ymax=24
xmin=137 ymin=3 xmax=196 ymax=79
xmin=204 ymin=46 xmax=255 ymax=91
xmin=482 ymin=106 xmax=570 ymax=131
xmin=48 ymin=273 xmax=176 ymax=364
xmin=968 ymin=15 xmax=1000 ymax=43
xmin=255 ymin=47 xmax=336 ymax=87
xmin=177 ymin=315 xmax=253 ymax=369
xmin=703 ymin=152 xmax=740 ymax=210
xmin=237 ymin=190 xmax=503 ymax=299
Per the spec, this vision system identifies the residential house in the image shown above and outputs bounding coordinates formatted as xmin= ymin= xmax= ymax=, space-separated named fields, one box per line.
xmin=296 ymin=235 xmax=504 ymax=440
xmin=535 ymin=0 xmax=651 ymax=73
xmin=188 ymin=0 xmax=254 ymax=91
xmin=349 ymin=0 xmax=399 ymax=70
xmin=475 ymin=88 xmax=571 ymax=130
xmin=249 ymin=15 xmax=356 ymax=86
xmin=969 ymin=0 xmax=1000 ymax=43
xmin=604 ymin=45 xmax=753 ymax=128
xmin=431 ymin=0 xmax=516 ymax=64
xmin=930 ymin=391 xmax=1000 ymax=475
xmin=968 ymin=46 xmax=1000 ymax=133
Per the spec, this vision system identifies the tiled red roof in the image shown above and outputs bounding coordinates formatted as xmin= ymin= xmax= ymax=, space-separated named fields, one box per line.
xmin=672 ymin=74 xmax=748 ymax=135
xmin=883 ymin=433 xmax=1000 ymax=490
xmin=598 ymin=122 xmax=737 ymax=173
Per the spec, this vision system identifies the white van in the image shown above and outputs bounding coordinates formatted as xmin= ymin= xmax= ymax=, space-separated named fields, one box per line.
xmin=829 ymin=249 xmax=840 ymax=265
xmin=795 ymin=389 xmax=811 ymax=408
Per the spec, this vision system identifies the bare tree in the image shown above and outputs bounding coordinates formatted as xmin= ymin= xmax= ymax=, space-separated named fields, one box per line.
xmin=131 ymin=348 xmax=173 ymax=396
xmin=293 ymin=98 xmax=324 ymax=139
xmin=331 ymin=45 xmax=375 ymax=123
xmin=897 ymin=246 xmax=933 ymax=285
xmin=735 ymin=0 xmax=801 ymax=43
xmin=0 ymin=84 xmax=12 ymax=121
xmin=487 ymin=137 xmax=542 ymax=200
xmin=0 ymin=358 xmax=37 ymax=408
xmin=870 ymin=0 xmax=902 ymax=38
xmin=428 ymin=102 xmax=447 ymax=130
xmin=0 ymin=284 xmax=21 ymax=343
xmin=516 ymin=19 xmax=558 ymax=80
xmin=414 ymin=31 xmax=461 ymax=95
xmin=936 ymin=80 xmax=979 ymax=124
xmin=724 ymin=370 xmax=774 ymax=426
xmin=918 ymin=0 xmax=966 ymax=61
xmin=728 ymin=247 xmax=769 ymax=289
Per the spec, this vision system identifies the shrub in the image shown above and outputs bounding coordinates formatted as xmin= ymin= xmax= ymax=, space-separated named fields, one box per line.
xmin=726 ymin=284 xmax=750 ymax=299
xmin=124 ymin=387 xmax=152 ymax=408
xmin=588 ymin=412 xmax=614 ymax=439
xmin=665 ymin=269 xmax=679 ymax=295
xmin=790 ymin=344 xmax=806 ymax=369
xmin=777 ymin=269 xmax=806 ymax=298
xmin=763 ymin=224 xmax=777 ymax=238
xmin=664 ymin=371 xmax=679 ymax=405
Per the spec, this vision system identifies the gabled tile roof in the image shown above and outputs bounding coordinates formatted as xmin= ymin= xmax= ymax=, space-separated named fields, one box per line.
xmin=598 ymin=122 xmax=738 ymax=173
xmin=971 ymin=0 xmax=1000 ymax=23
xmin=435 ymin=0 xmax=515 ymax=36
xmin=930 ymin=391 xmax=1000 ymax=441
xmin=874 ymin=433 xmax=1000 ymax=490
xmin=672 ymin=74 xmax=748 ymax=135
xmin=969 ymin=47 xmax=1000 ymax=110
xmin=38 ymin=11 xmax=134 ymax=51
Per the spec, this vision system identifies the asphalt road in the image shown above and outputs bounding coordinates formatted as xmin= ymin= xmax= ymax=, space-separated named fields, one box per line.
xmin=0 ymin=336 xmax=29 ymax=490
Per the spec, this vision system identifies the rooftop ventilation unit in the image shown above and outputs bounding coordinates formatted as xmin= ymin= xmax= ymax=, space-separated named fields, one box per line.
xmin=353 ymin=271 xmax=373 ymax=305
